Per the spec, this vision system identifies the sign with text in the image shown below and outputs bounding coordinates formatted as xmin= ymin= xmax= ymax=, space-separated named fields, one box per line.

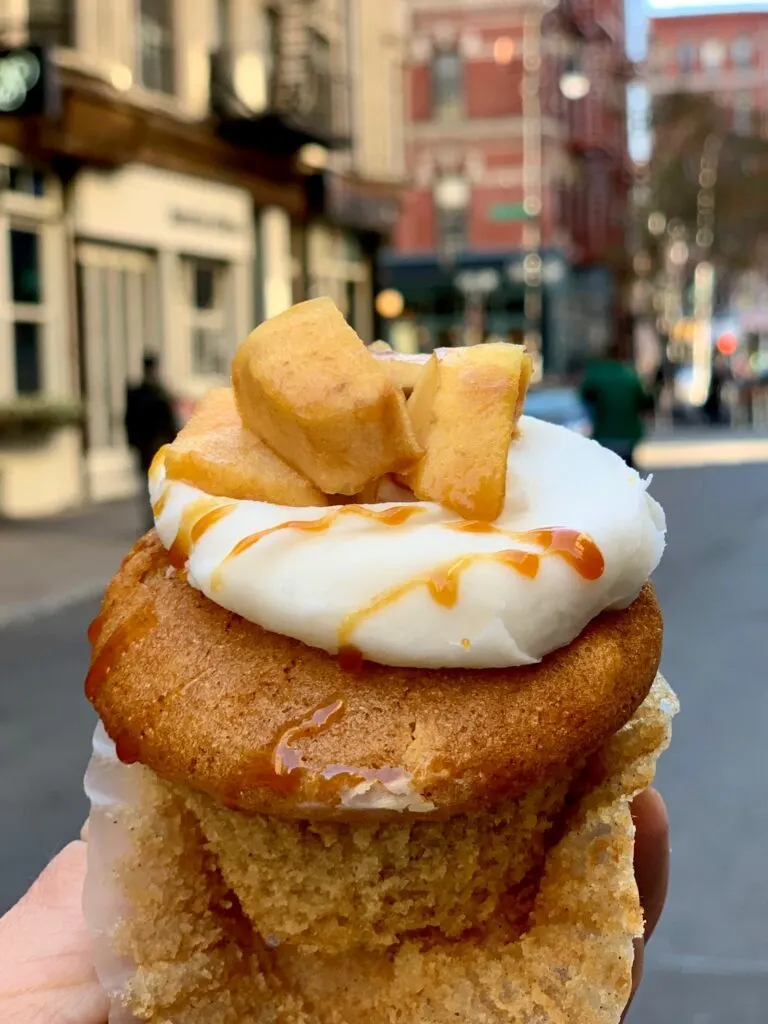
xmin=489 ymin=202 xmax=530 ymax=223
xmin=0 ymin=46 xmax=59 ymax=118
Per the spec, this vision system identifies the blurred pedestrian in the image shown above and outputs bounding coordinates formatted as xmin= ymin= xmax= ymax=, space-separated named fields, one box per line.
xmin=703 ymin=352 xmax=730 ymax=427
xmin=125 ymin=354 xmax=177 ymax=533
xmin=581 ymin=341 xmax=654 ymax=469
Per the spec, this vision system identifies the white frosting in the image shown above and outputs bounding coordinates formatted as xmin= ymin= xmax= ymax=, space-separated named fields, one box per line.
xmin=150 ymin=417 xmax=665 ymax=670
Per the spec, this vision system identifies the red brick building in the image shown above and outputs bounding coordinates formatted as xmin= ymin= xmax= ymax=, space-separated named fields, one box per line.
xmin=380 ymin=0 xmax=632 ymax=371
xmin=647 ymin=10 xmax=768 ymax=134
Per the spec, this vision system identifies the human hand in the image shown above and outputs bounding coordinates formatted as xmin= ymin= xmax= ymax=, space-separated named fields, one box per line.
xmin=0 ymin=791 xmax=668 ymax=1024
xmin=624 ymin=787 xmax=670 ymax=1020
xmin=0 ymin=839 xmax=107 ymax=1024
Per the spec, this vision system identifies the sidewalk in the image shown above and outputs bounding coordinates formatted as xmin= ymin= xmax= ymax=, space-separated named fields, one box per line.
xmin=0 ymin=499 xmax=141 ymax=629
xmin=638 ymin=425 xmax=768 ymax=470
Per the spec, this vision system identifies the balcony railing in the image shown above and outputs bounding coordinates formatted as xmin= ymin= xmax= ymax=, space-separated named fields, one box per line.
xmin=210 ymin=45 xmax=350 ymax=154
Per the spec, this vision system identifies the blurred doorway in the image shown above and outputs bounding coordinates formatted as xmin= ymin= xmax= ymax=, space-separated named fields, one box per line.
xmin=77 ymin=244 xmax=159 ymax=500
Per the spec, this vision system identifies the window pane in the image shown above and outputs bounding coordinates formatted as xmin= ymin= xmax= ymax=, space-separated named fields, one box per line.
xmin=8 ymin=165 xmax=45 ymax=196
xmin=193 ymin=264 xmax=216 ymax=309
xmin=733 ymin=36 xmax=753 ymax=69
xmin=139 ymin=0 xmax=174 ymax=93
xmin=29 ymin=0 xmax=75 ymax=46
xmin=432 ymin=49 xmax=462 ymax=117
xmin=14 ymin=322 xmax=41 ymax=394
xmin=678 ymin=41 xmax=694 ymax=73
xmin=10 ymin=229 xmax=42 ymax=303
xmin=192 ymin=328 xmax=227 ymax=375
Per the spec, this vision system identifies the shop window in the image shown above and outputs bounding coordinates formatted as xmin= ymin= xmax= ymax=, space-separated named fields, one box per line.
xmin=138 ymin=0 xmax=175 ymax=94
xmin=432 ymin=47 xmax=462 ymax=120
xmin=184 ymin=258 xmax=230 ymax=377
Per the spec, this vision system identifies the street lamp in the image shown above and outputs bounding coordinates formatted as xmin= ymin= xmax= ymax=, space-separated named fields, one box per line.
xmin=559 ymin=57 xmax=591 ymax=101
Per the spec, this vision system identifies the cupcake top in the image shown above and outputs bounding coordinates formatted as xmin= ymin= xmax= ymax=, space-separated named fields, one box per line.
xmin=149 ymin=297 xmax=665 ymax=671
xmin=85 ymin=298 xmax=666 ymax=818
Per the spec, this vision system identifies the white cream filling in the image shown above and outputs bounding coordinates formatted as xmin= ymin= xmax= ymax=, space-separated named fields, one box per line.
xmin=150 ymin=417 xmax=665 ymax=670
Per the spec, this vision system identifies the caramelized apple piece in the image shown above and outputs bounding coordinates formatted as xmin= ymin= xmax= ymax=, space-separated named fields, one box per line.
xmin=232 ymin=297 xmax=422 ymax=495
xmin=404 ymin=344 xmax=532 ymax=521
xmin=164 ymin=389 xmax=326 ymax=506
xmin=354 ymin=474 xmax=416 ymax=504
xmin=370 ymin=350 xmax=428 ymax=396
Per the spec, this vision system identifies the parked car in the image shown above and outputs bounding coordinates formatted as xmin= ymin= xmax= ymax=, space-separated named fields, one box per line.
xmin=524 ymin=387 xmax=592 ymax=436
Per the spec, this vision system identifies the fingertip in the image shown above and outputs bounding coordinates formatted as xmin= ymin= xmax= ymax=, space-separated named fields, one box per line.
xmin=632 ymin=788 xmax=670 ymax=943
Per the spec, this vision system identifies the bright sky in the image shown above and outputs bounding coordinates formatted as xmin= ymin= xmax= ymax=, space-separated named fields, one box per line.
xmin=649 ymin=0 xmax=768 ymax=8
xmin=625 ymin=0 xmax=768 ymax=161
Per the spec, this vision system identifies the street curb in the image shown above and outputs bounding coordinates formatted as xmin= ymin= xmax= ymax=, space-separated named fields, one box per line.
xmin=637 ymin=437 xmax=768 ymax=470
xmin=0 ymin=578 xmax=107 ymax=631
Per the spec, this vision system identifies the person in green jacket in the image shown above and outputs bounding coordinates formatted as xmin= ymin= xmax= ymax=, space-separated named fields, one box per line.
xmin=580 ymin=343 xmax=654 ymax=469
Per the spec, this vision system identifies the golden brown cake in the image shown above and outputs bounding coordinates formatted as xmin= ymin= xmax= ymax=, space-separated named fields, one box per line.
xmin=83 ymin=298 xmax=676 ymax=1024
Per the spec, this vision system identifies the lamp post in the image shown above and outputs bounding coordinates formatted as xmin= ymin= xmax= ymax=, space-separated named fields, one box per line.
xmin=520 ymin=2 xmax=590 ymax=370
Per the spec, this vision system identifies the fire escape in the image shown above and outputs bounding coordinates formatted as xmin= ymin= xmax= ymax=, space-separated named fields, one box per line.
xmin=210 ymin=0 xmax=350 ymax=157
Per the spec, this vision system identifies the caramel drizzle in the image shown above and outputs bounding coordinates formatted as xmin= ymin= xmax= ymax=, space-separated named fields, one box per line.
xmin=85 ymin=605 xmax=158 ymax=703
xmin=148 ymin=444 xmax=171 ymax=484
xmin=236 ymin=698 xmax=407 ymax=799
xmin=337 ymin=527 xmax=604 ymax=650
xmin=212 ymin=504 xmax=423 ymax=591
xmin=151 ymin=485 xmax=170 ymax=519
xmin=168 ymin=497 xmax=238 ymax=569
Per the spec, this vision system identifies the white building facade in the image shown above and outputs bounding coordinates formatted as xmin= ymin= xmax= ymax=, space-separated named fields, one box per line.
xmin=0 ymin=0 xmax=406 ymax=517
xmin=73 ymin=165 xmax=255 ymax=500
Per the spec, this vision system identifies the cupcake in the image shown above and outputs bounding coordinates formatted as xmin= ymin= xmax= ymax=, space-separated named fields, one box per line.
xmin=83 ymin=297 xmax=676 ymax=1024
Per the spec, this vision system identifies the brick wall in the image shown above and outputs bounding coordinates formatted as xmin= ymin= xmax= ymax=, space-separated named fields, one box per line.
xmin=396 ymin=0 xmax=629 ymax=262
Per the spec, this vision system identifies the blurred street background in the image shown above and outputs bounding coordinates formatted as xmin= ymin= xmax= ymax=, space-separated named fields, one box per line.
xmin=1 ymin=0 xmax=768 ymax=1021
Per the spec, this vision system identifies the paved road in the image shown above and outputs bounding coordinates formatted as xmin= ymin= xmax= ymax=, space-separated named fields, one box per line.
xmin=2 ymin=463 xmax=768 ymax=1021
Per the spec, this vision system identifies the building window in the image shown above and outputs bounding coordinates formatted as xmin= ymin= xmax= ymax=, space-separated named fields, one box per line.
xmin=14 ymin=321 xmax=41 ymax=394
xmin=678 ymin=41 xmax=695 ymax=73
xmin=4 ymin=165 xmax=46 ymax=196
xmin=732 ymin=36 xmax=753 ymax=69
xmin=8 ymin=224 xmax=45 ymax=395
xmin=184 ymin=259 xmax=230 ymax=377
xmin=700 ymin=39 xmax=725 ymax=73
xmin=27 ymin=0 xmax=75 ymax=46
xmin=138 ymin=0 xmax=175 ymax=94
xmin=265 ymin=5 xmax=282 ymax=100
xmin=432 ymin=47 xmax=462 ymax=119
xmin=305 ymin=28 xmax=333 ymax=134
xmin=215 ymin=0 xmax=230 ymax=50
xmin=434 ymin=174 xmax=469 ymax=257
